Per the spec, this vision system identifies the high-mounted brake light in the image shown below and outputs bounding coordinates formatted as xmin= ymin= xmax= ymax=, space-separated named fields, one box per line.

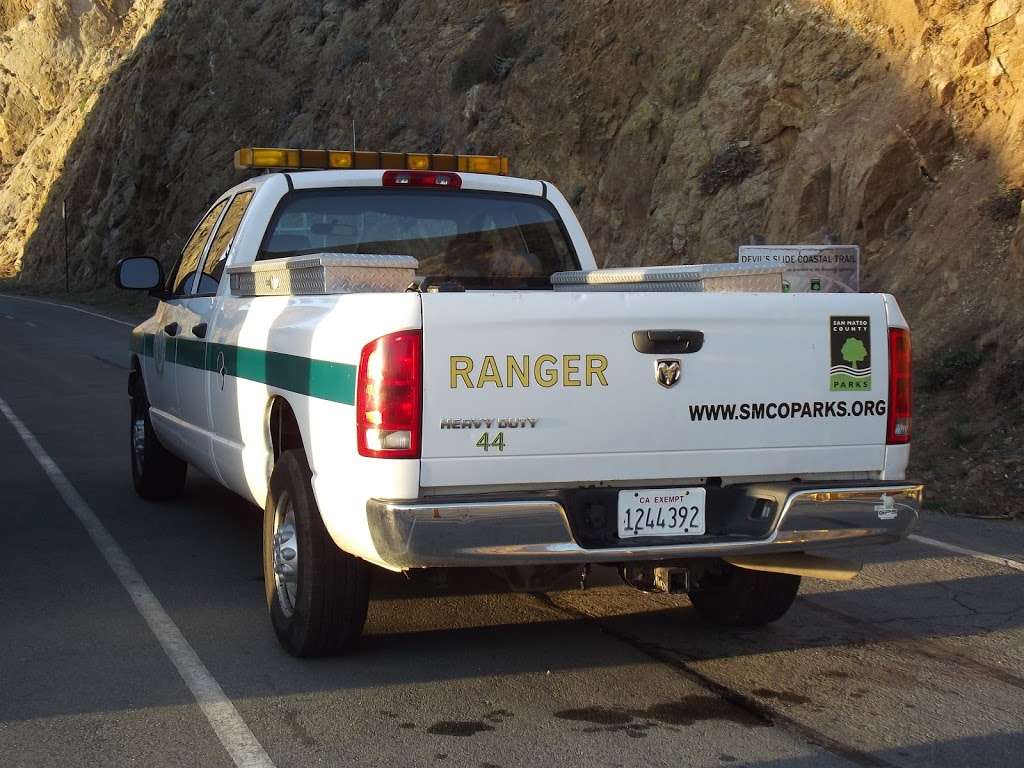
xmin=382 ymin=169 xmax=462 ymax=189
xmin=357 ymin=330 xmax=422 ymax=459
xmin=234 ymin=147 xmax=509 ymax=175
xmin=886 ymin=327 xmax=912 ymax=444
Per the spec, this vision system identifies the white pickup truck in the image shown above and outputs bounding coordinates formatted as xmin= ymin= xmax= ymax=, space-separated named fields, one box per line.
xmin=116 ymin=147 xmax=922 ymax=657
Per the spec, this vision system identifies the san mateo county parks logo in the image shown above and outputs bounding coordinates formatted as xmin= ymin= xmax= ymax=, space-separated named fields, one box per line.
xmin=830 ymin=316 xmax=872 ymax=391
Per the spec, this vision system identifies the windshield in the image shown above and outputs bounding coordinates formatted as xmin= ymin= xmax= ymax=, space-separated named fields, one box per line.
xmin=258 ymin=188 xmax=578 ymax=289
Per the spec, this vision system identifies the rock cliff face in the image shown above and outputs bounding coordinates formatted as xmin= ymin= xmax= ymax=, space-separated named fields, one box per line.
xmin=1 ymin=0 xmax=1022 ymax=510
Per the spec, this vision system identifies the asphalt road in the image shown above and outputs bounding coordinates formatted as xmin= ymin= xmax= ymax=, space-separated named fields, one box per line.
xmin=1 ymin=293 xmax=1022 ymax=768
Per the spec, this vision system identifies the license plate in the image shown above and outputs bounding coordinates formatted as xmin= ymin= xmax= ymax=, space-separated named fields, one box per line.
xmin=617 ymin=487 xmax=706 ymax=538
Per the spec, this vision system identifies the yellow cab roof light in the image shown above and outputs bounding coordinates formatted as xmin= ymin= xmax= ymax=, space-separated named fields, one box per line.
xmin=234 ymin=147 xmax=510 ymax=176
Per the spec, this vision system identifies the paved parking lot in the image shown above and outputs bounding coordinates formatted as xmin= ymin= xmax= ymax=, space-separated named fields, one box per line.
xmin=1 ymin=294 xmax=1022 ymax=767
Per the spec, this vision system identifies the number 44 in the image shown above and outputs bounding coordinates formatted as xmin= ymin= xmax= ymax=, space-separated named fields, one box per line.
xmin=475 ymin=432 xmax=506 ymax=452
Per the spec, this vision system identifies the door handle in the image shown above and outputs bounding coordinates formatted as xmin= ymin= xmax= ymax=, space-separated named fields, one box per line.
xmin=632 ymin=330 xmax=704 ymax=355
xmin=163 ymin=322 xmax=179 ymax=337
xmin=192 ymin=322 xmax=208 ymax=339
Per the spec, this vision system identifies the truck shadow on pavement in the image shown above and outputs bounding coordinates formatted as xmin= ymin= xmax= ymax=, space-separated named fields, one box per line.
xmin=160 ymin=476 xmax=1024 ymax=679
xmin=135 ymin=478 xmax=1021 ymax=689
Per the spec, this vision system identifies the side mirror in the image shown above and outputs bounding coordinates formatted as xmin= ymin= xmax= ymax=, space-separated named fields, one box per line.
xmin=115 ymin=257 xmax=163 ymax=290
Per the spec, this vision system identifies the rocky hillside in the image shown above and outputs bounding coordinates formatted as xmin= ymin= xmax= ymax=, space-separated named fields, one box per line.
xmin=1 ymin=0 xmax=1022 ymax=512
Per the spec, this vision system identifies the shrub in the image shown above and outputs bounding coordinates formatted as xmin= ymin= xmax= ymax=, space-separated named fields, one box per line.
xmin=991 ymin=359 xmax=1024 ymax=401
xmin=450 ymin=11 xmax=527 ymax=92
xmin=948 ymin=417 xmax=975 ymax=449
xmin=379 ymin=0 xmax=400 ymax=23
xmin=979 ymin=185 xmax=1023 ymax=223
xmin=920 ymin=344 xmax=985 ymax=391
xmin=338 ymin=39 xmax=369 ymax=69
xmin=699 ymin=142 xmax=762 ymax=196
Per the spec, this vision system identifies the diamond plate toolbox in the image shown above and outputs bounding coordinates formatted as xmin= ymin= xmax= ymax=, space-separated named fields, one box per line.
xmin=551 ymin=263 xmax=783 ymax=292
xmin=227 ymin=253 xmax=419 ymax=296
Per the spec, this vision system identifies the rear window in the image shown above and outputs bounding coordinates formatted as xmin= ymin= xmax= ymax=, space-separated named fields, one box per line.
xmin=257 ymin=189 xmax=579 ymax=289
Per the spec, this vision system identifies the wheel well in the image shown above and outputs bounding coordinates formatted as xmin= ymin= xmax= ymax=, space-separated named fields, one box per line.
xmin=269 ymin=397 xmax=303 ymax=463
xmin=129 ymin=355 xmax=143 ymax=395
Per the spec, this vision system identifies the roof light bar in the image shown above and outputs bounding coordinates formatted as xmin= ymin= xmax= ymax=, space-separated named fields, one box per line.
xmin=234 ymin=147 xmax=509 ymax=175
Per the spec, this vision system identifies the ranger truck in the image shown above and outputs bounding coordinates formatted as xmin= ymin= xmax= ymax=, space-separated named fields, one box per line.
xmin=116 ymin=147 xmax=922 ymax=657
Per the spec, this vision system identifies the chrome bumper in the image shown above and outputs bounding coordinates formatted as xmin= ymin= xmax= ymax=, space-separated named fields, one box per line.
xmin=366 ymin=482 xmax=923 ymax=568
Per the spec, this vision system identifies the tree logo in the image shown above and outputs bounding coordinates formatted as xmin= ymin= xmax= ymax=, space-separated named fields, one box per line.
xmin=830 ymin=316 xmax=872 ymax=391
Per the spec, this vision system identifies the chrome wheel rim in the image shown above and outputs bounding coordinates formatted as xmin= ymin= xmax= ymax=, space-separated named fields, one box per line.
xmin=131 ymin=414 xmax=146 ymax=471
xmin=272 ymin=492 xmax=299 ymax=617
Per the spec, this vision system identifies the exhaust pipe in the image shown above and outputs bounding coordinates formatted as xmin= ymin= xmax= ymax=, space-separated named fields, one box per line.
xmin=724 ymin=553 xmax=861 ymax=581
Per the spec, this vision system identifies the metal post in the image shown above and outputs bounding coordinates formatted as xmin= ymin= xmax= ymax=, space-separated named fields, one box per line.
xmin=62 ymin=199 xmax=69 ymax=293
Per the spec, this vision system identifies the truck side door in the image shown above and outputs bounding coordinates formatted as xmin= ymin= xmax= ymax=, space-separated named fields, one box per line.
xmin=149 ymin=200 xmax=227 ymax=461
xmin=174 ymin=191 xmax=255 ymax=477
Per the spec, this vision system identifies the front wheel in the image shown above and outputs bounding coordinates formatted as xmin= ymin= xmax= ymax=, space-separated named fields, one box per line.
xmin=263 ymin=450 xmax=371 ymax=657
xmin=129 ymin=375 xmax=187 ymax=500
xmin=687 ymin=560 xmax=800 ymax=627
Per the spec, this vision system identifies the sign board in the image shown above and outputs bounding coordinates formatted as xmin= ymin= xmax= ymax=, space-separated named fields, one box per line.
xmin=738 ymin=245 xmax=860 ymax=293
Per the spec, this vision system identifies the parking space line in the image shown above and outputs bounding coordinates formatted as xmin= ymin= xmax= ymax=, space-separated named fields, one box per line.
xmin=0 ymin=293 xmax=135 ymax=327
xmin=0 ymin=395 xmax=276 ymax=768
xmin=909 ymin=533 xmax=1024 ymax=573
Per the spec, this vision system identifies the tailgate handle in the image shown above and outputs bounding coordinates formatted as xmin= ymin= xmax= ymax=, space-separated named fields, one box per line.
xmin=632 ymin=330 xmax=704 ymax=354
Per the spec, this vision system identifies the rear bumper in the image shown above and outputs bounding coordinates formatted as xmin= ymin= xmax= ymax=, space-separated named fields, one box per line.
xmin=365 ymin=482 xmax=923 ymax=568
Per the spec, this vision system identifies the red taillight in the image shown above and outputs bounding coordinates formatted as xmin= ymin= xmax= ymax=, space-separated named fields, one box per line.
xmin=887 ymin=327 xmax=912 ymax=444
xmin=382 ymin=169 xmax=462 ymax=189
xmin=357 ymin=330 xmax=422 ymax=459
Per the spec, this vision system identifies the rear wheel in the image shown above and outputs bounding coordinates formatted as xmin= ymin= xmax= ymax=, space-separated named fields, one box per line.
xmin=263 ymin=449 xmax=371 ymax=657
xmin=687 ymin=560 xmax=800 ymax=627
xmin=129 ymin=375 xmax=187 ymax=500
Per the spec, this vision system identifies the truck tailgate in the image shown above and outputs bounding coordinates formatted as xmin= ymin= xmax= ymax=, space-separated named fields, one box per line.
xmin=419 ymin=291 xmax=892 ymax=489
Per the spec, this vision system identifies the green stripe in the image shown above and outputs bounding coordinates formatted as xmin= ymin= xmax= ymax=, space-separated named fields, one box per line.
xmin=130 ymin=331 xmax=155 ymax=357
xmin=131 ymin=332 xmax=356 ymax=405
xmin=175 ymin=336 xmax=206 ymax=370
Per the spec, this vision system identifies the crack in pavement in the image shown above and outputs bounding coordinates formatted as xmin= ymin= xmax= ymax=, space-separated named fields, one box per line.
xmin=800 ymin=599 xmax=1024 ymax=693
xmin=528 ymin=591 xmax=901 ymax=768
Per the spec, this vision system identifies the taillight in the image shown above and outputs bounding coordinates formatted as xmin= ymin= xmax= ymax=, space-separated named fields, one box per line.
xmin=382 ymin=169 xmax=462 ymax=189
xmin=357 ymin=330 xmax=421 ymax=458
xmin=887 ymin=327 xmax=912 ymax=444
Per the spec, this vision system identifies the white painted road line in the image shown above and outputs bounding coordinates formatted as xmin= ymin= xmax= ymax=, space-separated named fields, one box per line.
xmin=909 ymin=533 xmax=1024 ymax=574
xmin=0 ymin=396 xmax=276 ymax=768
xmin=0 ymin=293 xmax=135 ymax=327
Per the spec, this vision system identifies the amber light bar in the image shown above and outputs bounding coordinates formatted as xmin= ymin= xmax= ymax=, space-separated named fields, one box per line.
xmin=233 ymin=147 xmax=510 ymax=175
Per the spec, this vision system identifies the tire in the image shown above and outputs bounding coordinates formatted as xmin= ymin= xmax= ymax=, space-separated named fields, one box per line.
xmin=687 ymin=560 xmax=800 ymax=627
xmin=129 ymin=374 xmax=187 ymax=500
xmin=263 ymin=449 xmax=371 ymax=657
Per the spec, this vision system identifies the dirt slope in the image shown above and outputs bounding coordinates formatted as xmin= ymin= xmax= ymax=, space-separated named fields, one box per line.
xmin=1 ymin=0 xmax=1022 ymax=512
